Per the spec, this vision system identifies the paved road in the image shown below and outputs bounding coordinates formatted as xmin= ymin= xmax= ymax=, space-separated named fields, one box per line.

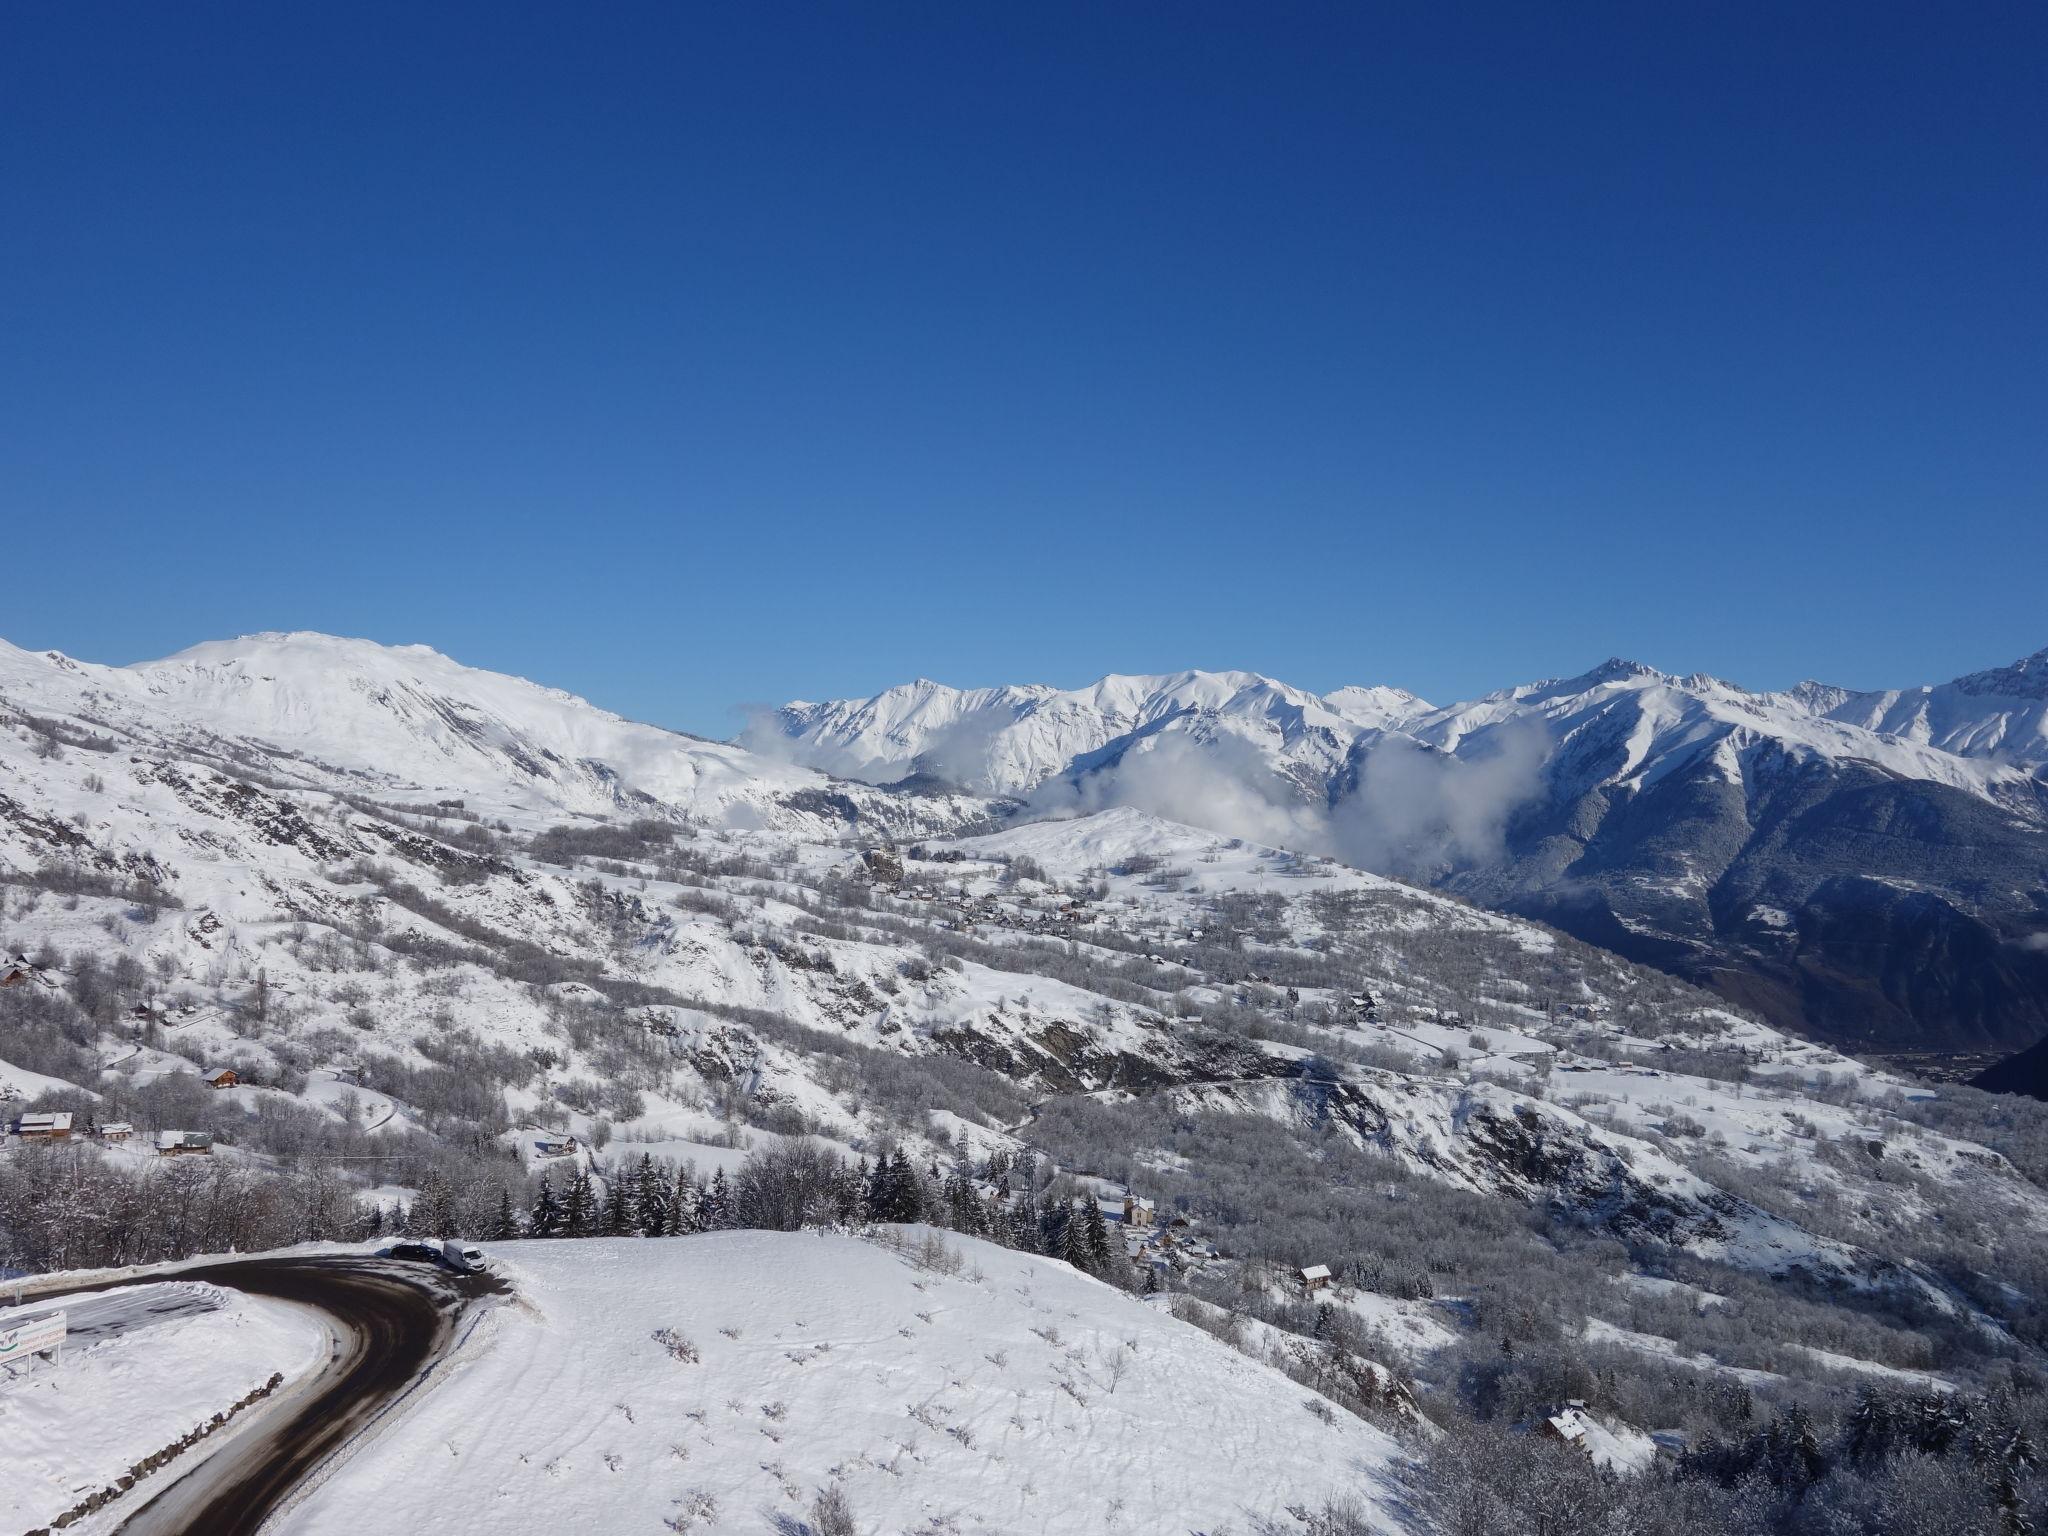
xmin=33 ymin=1255 xmax=502 ymax=1536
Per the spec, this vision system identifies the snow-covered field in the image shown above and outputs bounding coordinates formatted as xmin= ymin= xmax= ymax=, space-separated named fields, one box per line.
xmin=287 ymin=1230 xmax=1407 ymax=1536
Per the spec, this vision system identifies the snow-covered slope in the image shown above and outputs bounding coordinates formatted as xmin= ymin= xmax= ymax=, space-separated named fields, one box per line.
xmin=766 ymin=652 xmax=2048 ymax=1052
xmin=1783 ymin=645 xmax=2048 ymax=768
xmin=284 ymin=1230 xmax=1408 ymax=1536
xmin=0 ymin=633 xmax=989 ymax=835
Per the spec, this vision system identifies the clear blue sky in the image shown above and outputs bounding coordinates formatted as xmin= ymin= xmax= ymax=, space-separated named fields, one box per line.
xmin=5 ymin=4 xmax=2043 ymax=734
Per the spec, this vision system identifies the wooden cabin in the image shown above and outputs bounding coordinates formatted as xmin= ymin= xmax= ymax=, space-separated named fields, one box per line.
xmin=14 ymin=1112 xmax=74 ymax=1140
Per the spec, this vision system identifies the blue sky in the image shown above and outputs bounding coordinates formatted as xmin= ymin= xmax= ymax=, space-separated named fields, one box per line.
xmin=4 ymin=4 xmax=2043 ymax=735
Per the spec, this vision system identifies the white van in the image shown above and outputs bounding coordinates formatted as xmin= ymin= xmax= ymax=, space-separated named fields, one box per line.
xmin=440 ymin=1239 xmax=487 ymax=1273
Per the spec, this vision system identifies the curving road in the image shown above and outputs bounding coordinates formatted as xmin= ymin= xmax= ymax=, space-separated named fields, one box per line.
xmin=32 ymin=1255 xmax=503 ymax=1536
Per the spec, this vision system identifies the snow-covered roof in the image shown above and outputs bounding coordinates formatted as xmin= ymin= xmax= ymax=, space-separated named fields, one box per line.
xmin=1300 ymin=1264 xmax=1332 ymax=1282
xmin=99 ymin=1121 xmax=134 ymax=1135
xmin=16 ymin=1111 xmax=73 ymax=1132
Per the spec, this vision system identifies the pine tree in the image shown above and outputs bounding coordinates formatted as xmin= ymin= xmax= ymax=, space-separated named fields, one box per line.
xmin=890 ymin=1150 xmax=925 ymax=1222
xmin=1082 ymin=1193 xmax=1112 ymax=1272
xmin=702 ymin=1168 xmax=733 ymax=1230
xmin=851 ymin=1158 xmax=873 ymax=1224
xmin=633 ymin=1154 xmax=668 ymax=1236
xmin=1059 ymin=1199 xmax=1094 ymax=1273
xmin=563 ymin=1168 xmax=596 ymax=1237
xmin=602 ymin=1168 xmax=634 ymax=1237
xmin=529 ymin=1174 xmax=563 ymax=1238
xmin=1037 ymin=1192 xmax=1066 ymax=1256
xmin=670 ymin=1169 xmax=702 ymax=1235
xmin=488 ymin=1186 xmax=520 ymax=1240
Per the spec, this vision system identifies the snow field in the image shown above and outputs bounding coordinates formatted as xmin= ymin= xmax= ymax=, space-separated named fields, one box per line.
xmin=286 ymin=1229 xmax=1408 ymax=1536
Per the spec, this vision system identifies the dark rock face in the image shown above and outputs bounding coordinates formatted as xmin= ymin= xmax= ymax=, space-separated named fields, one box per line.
xmin=1455 ymin=749 xmax=2048 ymax=1057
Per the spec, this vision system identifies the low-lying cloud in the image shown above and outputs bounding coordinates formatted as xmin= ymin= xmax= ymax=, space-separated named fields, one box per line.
xmin=1027 ymin=723 xmax=1551 ymax=881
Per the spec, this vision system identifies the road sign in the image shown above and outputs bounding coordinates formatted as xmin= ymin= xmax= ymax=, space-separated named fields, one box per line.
xmin=0 ymin=1310 xmax=65 ymax=1365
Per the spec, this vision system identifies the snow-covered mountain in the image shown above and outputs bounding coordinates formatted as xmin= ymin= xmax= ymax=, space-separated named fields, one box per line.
xmin=1786 ymin=646 xmax=2048 ymax=767
xmin=763 ymin=669 xmax=1396 ymax=800
xmin=0 ymin=632 xmax=986 ymax=836
xmin=766 ymin=652 xmax=2048 ymax=1052
xmin=9 ymin=628 xmax=2048 ymax=1530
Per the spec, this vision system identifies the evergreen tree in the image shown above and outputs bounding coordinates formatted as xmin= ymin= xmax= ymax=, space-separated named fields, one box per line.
xmin=702 ymin=1168 xmax=733 ymax=1230
xmin=851 ymin=1158 xmax=873 ymax=1223
xmin=890 ymin=1150 xmax=925 ymax=1222
xmin=1081 ymin=1192 xmax=1112 ymax=1272
xmin=491 ymin=1185 xmax=522 ymax=1241
xmin=670 ymin=1169 xmax=702 ymax=1235
xmin=1058 ymin=1199 xmax=1094 ymax=1273
xmin=1037 ymin=1192 xmax=1066 ymax=1256
xmin=633 ymin=1154 xmax=668 ymax=1236
xmin=529 ymin=1173 xmax=563 ymax=1238
xmin=602 ymin=1167 xmax=634 ymax=1237
xmin=563 ymin=1168 xmax=596 ymax=1237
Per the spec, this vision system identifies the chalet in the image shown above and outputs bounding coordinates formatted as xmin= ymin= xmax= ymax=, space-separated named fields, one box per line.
xmin=533 ymin=1132 xmax=577 ymax=1157
xmin=98 ymin=1121 xmax=135 ymax=1142
xmin=15 ymin=1112 xmax=74 ymax=1140
xmin=1539 ymin=1401 xmax=1596 ymax=1455
xmin=202 ymin=1066 xmax=240 ymax=1089
xmin=155 ymin=1130 xmax=214 ymax=1156
xmin=1300 ymin=1263 xmax=1333 ymax=1294
xmin=1 ymin=966 xmax=30 ymax=988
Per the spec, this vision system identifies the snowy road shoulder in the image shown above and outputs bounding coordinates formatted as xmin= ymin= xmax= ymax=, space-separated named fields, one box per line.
xmin=0 ymin=1282 xmax=330 ymax=1535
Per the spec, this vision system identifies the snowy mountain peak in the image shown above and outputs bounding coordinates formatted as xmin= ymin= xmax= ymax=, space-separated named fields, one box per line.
xmin=2 ymin=630 xmax=848 ymax=826
xmin=1570 ymin=657 xmax=1668 ymax=689
xmin=1951 ymin=645 xmax=2048 ymax=701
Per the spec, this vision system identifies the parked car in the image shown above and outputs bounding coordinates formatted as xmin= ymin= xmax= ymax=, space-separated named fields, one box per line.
xmin=384 ymin=1242 xmax=445 ymax=1264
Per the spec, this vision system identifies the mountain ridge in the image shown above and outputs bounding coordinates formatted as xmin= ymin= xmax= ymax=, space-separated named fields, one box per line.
xmin=765 ymin=648 xmax=2048 ymax=1055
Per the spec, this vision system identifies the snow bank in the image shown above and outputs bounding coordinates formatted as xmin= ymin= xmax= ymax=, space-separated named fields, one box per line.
xmin=0 ymin=1282 xmax=328 ymax=1534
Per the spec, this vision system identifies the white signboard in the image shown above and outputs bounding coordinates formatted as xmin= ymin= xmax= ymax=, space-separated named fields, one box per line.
xmin=0 ymin=1310 xmax=65 ymax=1362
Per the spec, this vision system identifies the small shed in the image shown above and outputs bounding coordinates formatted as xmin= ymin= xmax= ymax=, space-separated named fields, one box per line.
xmin=99 ymin=1121 xmax=135 ymax=1142
xmin=202 ymin=1066 xmax=240 ymax=1089
xmin=15 ymin=1111 xmax=74 ymax=1140
xmin=155 ymin=1130 xmax=214 ymax=1156
xmin=1300 ymin=1263 xmax=1333 ymax=1294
